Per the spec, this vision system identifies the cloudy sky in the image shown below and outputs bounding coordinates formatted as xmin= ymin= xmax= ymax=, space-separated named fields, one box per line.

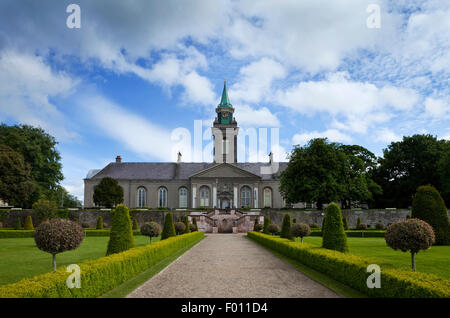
xmin=0 ymin=0 xmax=449 ymax=202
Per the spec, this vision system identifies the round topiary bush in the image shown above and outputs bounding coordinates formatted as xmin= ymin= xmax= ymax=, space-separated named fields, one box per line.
xmin=182 ymin=215 xmax=191 ymax=234
xmin=24 ymin=215 xmax=34 ymax=230
xmin=322 ymin=202 xmax=348 ymax=253
xmin=280 ymin=213 xmax=292 ymax=239
xmin=174 ymin=221 xmax=186 ymax=235
xmin=106 ymin=204 xmax=135 ymax=256
xmin=411 ymin=185 xmax=449 ymax=245
xmin=140 ymin=221 xmax=161 ymax=243
xmin=81 ymin=222 xmax=90 ymax=229
xmin=254 ymin=223 xmax=263 ymax=232
xmin=267 ymin=223 xmax=280 ymax=236
xmin=96 ymin=216 xmax=104 ymax=229
xmin=161 ymin=213 xmax=176 ymax=240
xmin=34 ymin=218 xmax=85 ymax=270
xmin=310 ymin=223 xmax=318 ymax=229
xmin=190 ymin=223 xmax=198 ymax=232
xmin=385 ymin=218 xmax=435 ymax=271
xmin=357 ymin=223 xmax=367 ymax=230
xmin=263 ymin=216 xmax=271 ymax=234
xmin=290 ymin=223 xmax=311 ymax=243
xmin=32 ymin=199 xmax=57 ymax=224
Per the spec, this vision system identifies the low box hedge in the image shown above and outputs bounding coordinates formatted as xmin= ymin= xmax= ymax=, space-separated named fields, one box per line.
xmin=310 ymin=230 xmax=386 ymax=237
xmin=0 ymin=229 xmax=142 ymax=239
xmin=247 ymin=231 xmax=450 ymax=298
xmin=0 ymin=231 xmax=204 ymax=298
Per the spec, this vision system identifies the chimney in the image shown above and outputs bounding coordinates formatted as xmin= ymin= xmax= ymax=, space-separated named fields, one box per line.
xmin=115 ymin=155 xmax=122 ymax=163
xmin=177 ymin=151 xmax=182 ymax=163
xmin=268 ymin=151 xmax=273 ymax=163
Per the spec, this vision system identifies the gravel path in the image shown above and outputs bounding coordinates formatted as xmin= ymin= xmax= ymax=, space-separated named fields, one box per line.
xmin=127 ymin=233 xmax=341 ymax=298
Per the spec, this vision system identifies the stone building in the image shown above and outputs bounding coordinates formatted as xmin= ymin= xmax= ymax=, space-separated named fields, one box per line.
xmin=84 ymin=81 xmax=288 ymax=210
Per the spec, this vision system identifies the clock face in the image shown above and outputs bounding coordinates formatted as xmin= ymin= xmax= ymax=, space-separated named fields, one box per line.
xmin=222 ymin=111 xmax=229 ymax=118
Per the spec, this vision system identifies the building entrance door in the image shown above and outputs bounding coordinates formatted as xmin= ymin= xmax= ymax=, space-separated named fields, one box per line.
xmin=221 ymin=199 xmax=230 ymax=209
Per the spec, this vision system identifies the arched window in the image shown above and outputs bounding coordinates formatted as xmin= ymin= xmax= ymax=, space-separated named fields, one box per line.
xmin=240 ymin=186 xmax=251 ymax=208
xmin=263 ymin=187 xmax=272 ymax=208
xmin=179 ymin=187 xmax=188 ymax=208
xmin=158 ymin=187 xmax=168 ymax=208
xmin=199 ymin=186 xmax=210 ymax=207
xmin=137 ymin=187 xmax=147 ymax=208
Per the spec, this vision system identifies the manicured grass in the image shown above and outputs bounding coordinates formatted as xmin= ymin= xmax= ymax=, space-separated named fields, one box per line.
xmin=0 ymin=235 xmax=159 ymax=285
xmin=301 ymin=236 xmax=450 ymax=278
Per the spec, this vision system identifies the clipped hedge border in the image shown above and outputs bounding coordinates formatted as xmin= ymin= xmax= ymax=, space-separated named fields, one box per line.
xmin=310 ymin=230 xmax=386 ymax=237
xmin=0 ymin=229 xmax=142 ymax=239
xmin=247 ymin=231 xmax=450 ymax=298
xmin=0 ymin=231 xmax=204 ymax=298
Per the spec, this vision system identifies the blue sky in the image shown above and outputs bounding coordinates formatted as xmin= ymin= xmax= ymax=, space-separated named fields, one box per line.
xmin=0 ymin=0 xmax=449 ymax=202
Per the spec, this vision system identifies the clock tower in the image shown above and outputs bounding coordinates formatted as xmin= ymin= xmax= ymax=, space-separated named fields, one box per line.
xmin=212 ymin=79 xmax=239 ymax=163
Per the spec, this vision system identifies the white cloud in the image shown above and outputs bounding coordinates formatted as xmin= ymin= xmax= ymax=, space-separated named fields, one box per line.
xmin=235 ymin=104 xmax=280 ymax=127
xmin=0 ymin=51 xmax=79 ymax=141
xmin=424 ymin=97 xmax=449 ymax=118
xmin=78 ymin=94 xmax=176 ymax=161
xmin=229 ymin=58 xmax=286 ymax=104
xmin=374 ymin=128 xmax=402 ymax=144
xmin=292 ymin=129 xmax=352 ymax=146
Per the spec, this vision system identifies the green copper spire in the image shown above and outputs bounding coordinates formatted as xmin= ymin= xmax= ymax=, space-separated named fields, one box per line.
xmin=218 ymin=79 xmax=232 ymax=108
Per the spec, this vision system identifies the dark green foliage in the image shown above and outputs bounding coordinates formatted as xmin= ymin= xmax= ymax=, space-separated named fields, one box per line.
xmin=263 ymin=216 xmax=271 ymax=234
xmin=280 ymin=214 xmax=292 ymax=238
xmin=0 ymin=124 xmax=63 ymax=208
xmin=182 ymin=215 xmax=191 ymax=233
xmin=192 ymin=217 xmax=198 ymax=232
xmin=385 ymin=218 xmax=435 ymax=271
xmin=174 ymin=222 xmax=186 ymax=235
xmin=375 ymin=222 xmax=384 ymax=230
xmin=161 ymin=213 xmax=176 ymax=240
xmin=34 ymin=218 xmax=85 ymax=270
xmin=267 ymin=223 xmax=280 ymax=235
xmin=290 ymin=223 xmax=311 ymax=242
xmin=254 ymin=218 xmax=258 ymax=229
xmin=357 ymin=223 xmax=367 ymax=230
xmin=293 ymin=218 xmax=297 ymax=223
xmin=310 ymin=223 xmax=318 ymax=228
xmin=342 ymin=216 xmax=349 ymax=230
xmin=373 ymin=134 xmax=449 ymax=208
xmin=280 ymin=138 xmax=380 ymax=209
xmin=93 ymin=177 xmax=124 ymax=208
xmin=322 ymin=203 xmax=348 ymax=253
xmin=132 ymin=218 xmax=138 ymax=230
xmin=0 ymin=145 xmax=35 ymax=207
xmin=411 ymin=185 xmax=449 ymax=245
xmin=96 ymin=216 xmax=104 ymax=229
xmin=32 ymin=199 xmax=57 ymax=223
xmin=356 ymin=217 xmax=362 ymax=228
xmin=24 ymin=216 xmax=34 ymax=230
xmin=253 ymin=223 xmax=263 ymax=232
xmin=140 ymin=221 xmax=161 ymax=243
xmin=106 ymin=204 xmax=135 ymax=255
xmin=14 ymin=217 xmax=22 ymax=230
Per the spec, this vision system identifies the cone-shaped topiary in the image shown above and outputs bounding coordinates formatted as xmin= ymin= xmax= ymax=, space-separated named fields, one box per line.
xmin=254 ymin=223 xmax=263 ymax=232
xmin=280 ymin=213 xmax=292 ymax=238
xmin=24 ymin=215 xmax=34 ymax=230
xmin=192 ymin=217 xmax=198 ymax=232
xmin=411 ymin=185 xmax=449 ymax=245
xmin=140 ymin=221 xmax=161 ymax=243
xmin=182 ymin=215 xmax=191 ymax=234
xmin=106 ymin=204 xmax=135 ymax=255
xmin=291 ymin=223 xmax=311 ymax=243
xmin=15 ymin=217 xmax=22 ymax=230
xmin=174 ymin=221 xmax=186 ymax=235
xmin=132 ymin=218 xmax=138 ymax=230
xmin=342 ymin=216 xmax=349 ymax=230
xmin=322 ymin=203 xmax=348 ymax=253
xmin=161 ymin=212 xmax=176 ymax=240
xmin=96 ymin=216 xmax=104 ymax=229
xmin=34 ymin=218 xmax=85 ymax=271
xmin=356 ymin=217 xmax=361 ymax=229
xmin=263 ymin=216 xmax=271 ymax=234
xmin=385 ymin=218 xmax=435 ymax=271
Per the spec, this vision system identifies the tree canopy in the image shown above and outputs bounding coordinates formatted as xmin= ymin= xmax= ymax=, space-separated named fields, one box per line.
xmin=93 ymin=177 xmax=124 ymax=208
xmin=280 ymin=138 xmax=381 ymax=209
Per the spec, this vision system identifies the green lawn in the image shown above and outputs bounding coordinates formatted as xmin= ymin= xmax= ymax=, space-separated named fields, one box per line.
xmin=301 ymin=236 xmax=450 ymax=278
xmin=0 ymin=235 xmax=159 ymax=285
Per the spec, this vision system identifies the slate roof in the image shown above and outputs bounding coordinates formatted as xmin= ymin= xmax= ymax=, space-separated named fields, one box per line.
xmin=86 ymin=162 xmax=288 ymax=181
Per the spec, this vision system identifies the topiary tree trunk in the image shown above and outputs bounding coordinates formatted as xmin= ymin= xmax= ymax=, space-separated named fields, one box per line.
xmin=411 ymin=252 xmax=416 ymax=271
